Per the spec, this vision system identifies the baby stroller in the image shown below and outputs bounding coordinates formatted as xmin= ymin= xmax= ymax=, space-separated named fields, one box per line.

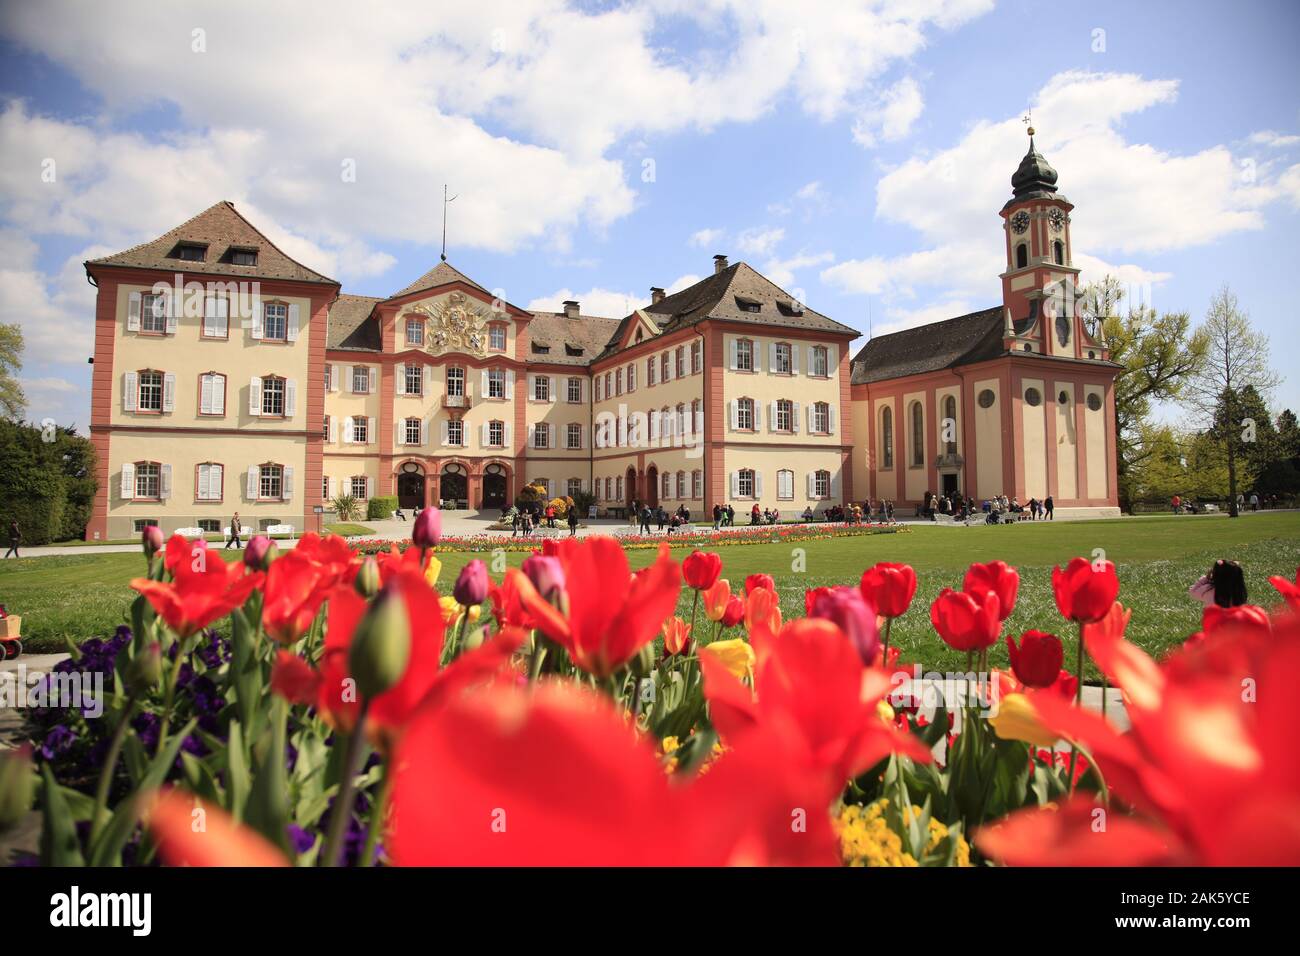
xmin=0 ymin=604 xmax=20 ymax=660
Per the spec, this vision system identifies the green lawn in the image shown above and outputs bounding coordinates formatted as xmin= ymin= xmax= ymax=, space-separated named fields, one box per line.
xmin=324 ymin=522 xmax=375 ymax=536
xmin=2 ymin=514 xmax=1297 ymax=676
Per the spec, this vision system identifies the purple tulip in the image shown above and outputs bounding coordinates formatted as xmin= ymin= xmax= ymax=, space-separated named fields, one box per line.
xmin=453 ymin=559 xmax=490 ymax=607
xmin=244 ymin=534 xmax=275 ymax=570
xmin=522 ymin=555 xmax=566 ymax=603
xmin=412 ymin=507 xmax=443 ymax=549
xmin=809 ymin=586 xmax=880 ymax=666
xmin=141 ymin=525 xmax=164 ymax=558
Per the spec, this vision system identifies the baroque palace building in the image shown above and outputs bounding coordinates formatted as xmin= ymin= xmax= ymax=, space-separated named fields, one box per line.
xmin=84 ymin=138 xmax=1119 ymax=539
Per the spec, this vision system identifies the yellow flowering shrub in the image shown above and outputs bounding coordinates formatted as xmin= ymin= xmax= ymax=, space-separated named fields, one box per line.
xmin=835 ymin=799 xmax=972 ymax=867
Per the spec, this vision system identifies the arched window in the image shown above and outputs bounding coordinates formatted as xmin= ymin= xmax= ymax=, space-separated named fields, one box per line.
xmin=1053 ymin=240 xmax=1064 ymax=265
xmin=910 ymin=401 xmax=924 ymax=467
xmin=881 ymin=406 xmax=893 ymax=469
xmin=1015 ymin=243 xmax=1028 ymax=269
xmin=943 ymin=395 xmax=958 ymax=455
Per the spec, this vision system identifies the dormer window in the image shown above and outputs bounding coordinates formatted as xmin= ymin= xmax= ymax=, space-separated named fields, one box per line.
xmin=776 ymin=300 xmax=804 ymax=316
xmin=531 ymin=342 xmax=551 ymax=355
xmin=173 ymin=242 xmax=208 ymax=262
xmin=735 ymin=296 xmax=761 ymax=313
xmin=565 ymin=344 xmax=584 ymax=357
xmin=227 ymin=247 xmax=258 ymax=266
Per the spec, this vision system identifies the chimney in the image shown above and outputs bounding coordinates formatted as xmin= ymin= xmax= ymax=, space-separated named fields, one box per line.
xmin=650 ymin=286 xmax=665 ymax=305
xmin=562 ymin=299 xmax=580 ymax=319
xmin=713 ymin=254 xmax=728 ymax=274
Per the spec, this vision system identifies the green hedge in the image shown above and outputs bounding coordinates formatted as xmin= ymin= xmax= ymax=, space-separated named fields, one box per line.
xmin=366 ymin=495 xmax=399 ymax=520
xmin=0 ymin=420 xmax=97 ymax=545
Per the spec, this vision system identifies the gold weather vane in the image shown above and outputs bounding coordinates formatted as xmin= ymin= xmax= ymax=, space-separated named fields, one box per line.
xmin=1022 ymin=111 xmax=1035 ymax=137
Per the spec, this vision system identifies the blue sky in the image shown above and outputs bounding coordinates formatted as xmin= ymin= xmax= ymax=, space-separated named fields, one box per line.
xmin=1 ymin=0 xmax=1297 ymax=429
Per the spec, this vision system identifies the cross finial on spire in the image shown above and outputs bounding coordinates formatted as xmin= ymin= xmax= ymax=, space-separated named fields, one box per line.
xmin=1022 ymin=110 xmax=1035 ymax=138
xmin=440 ymin=184 xmax=458 ymax=262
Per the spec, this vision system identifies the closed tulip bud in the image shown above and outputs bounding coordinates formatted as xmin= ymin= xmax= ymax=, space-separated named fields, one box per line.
xmin=809 ymin=586 xmax=880 ymax=666
xmin=454 ymin=559 xmax=490 ymax=607
xmin=0 ymin=744 xmax=35 ymax=831
xmin=244 ymin=534 xmax=276 ymax=570
xmin=631 ymin=642 xmax=657 ymax=678
xmin=412 ymin=507 xmax=443 ymax=550
xmin=349 ymin=585 xmax=411 ymax=700
xmin=744 ymin=573 xmax=776 ymax=595
xmin=461 ymin=625 xmax=487 ymax=653
xmin=354 ymin=556 xmax=381 ymax=598
xmin=721 ymin=595 xmax=745 ymax=628
xmin=124 ymin=640 xmax=163 ymax=696
xmin=859 ymin=562 xmax=917 ymax=620
xmin=964 ymin=560 xmax=1019 ymax=621
xmin=1006 ymin=630 xmax=1064 ymax=688
xmin=522 ymin=555 xmax=566 ymax=603
xmin=1052 ymin=557 xmax=1120 ymax=624
xmin=682 ymin=550 xmax=723 ymax=591
xmin=141 ymin=525 xmax=164 ymax=560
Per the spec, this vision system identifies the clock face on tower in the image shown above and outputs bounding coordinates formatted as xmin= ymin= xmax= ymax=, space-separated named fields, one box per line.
xmin=1010 ymin=210 xmax=1030 ymax=234
xmin=1048 ymin=208 xmax=1066 ymax=231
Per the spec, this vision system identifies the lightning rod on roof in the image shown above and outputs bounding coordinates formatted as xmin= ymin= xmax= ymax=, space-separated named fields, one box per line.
xmin=440 ymin=184 xmax=458 ymax=262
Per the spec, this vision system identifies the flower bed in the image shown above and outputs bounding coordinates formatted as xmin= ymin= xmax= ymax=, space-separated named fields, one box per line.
xmin=3 ymin=513 xmax=1297 ymax=868
xmin=349 ymin=521 xmax=907 ymax=555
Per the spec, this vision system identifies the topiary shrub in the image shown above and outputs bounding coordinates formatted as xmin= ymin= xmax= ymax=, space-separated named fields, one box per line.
xmin=366 ymin=495 xmax=399 ymax=520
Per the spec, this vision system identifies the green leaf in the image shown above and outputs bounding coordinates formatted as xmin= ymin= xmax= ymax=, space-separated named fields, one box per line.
xmin=244 ymin=699 xmax=291 ymax=854
xmin=226 ymin=720 xmax=251 ymax=823
xmin=39 ymin=765 xmax=85 ymax=866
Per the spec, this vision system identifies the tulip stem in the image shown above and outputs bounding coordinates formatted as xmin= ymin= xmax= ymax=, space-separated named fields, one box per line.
xmin=882 ymin=617 xmax=892 ymax=661
xmin=360 ymin=758 xmax=391 ymax=867
xmin=688 ymin=589 xmax=699 ymax=640
xmin=90 ymin=693 xmax=138 ymax=848
xmin=323 ymin=700 xmax=371 ymax=867
xmin=1067 ymin=621 xmax=1084 ymax=795
xmin=156 ymin=633 xmax=192 ymax=759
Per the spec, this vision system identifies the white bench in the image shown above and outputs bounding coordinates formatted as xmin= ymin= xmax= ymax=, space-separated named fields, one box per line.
xmin=933 ymin=513 xmax=956 ymax=525
xmin=265 ymin=524 xmax=296 ymax=539
xmin=174 ymin=526 xmax=206 ymax=538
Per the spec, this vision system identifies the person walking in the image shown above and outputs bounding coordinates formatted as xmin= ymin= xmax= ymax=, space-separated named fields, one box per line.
xmin=226 ymin=512 xmax=243 ymax=550
xmin=1044 ymin=495 xmax=1054 ymax=521
xmin=567 ymin=505 xmax=579 ymax=537
xmin=4 ymin=519 xmax=21 ymax=559
xmin=639 ymin=505 xmax=652 ymax=535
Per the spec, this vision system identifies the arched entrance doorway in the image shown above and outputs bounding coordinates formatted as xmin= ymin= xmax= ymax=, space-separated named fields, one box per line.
xmin=440 ymin=463 xmax=468 ymax=508
xmin=646 ymin=464 xmax=659 ymax=508
xmin=625 ymin=466 xmax=638 ymax=510
xmin=397 ymin=462 xmax=426 ymax=510
xmin=482 ymin=462 xmax=508 ymax=511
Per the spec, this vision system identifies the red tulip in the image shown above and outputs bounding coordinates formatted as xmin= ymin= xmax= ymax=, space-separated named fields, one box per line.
xmin=261 ymin=549 xmax=329 ymax=644
xmin=682 ymin=550 xmax=723 ymax=591
xmin=1202 ymin=603 xmax=1271 ymax=637
xmin=744 ymin=573 xmax=776 ymax=595
xmin=290 ymin=532 xmax=358 ymax=590
xmin=412 ymin=507 xmax=442 ymax=549
xmin=930 ymin=587 xmax=1001 ymax=652
xmin=1006 ymin=630 xmax=1064 ymax=688
xmin=390 ymin=681 xmax=840 ymax=866
xmin=141 ymin=525 xmax=164 ymax=559
xmin=1268 ymin=568 xmax=1300 ymax=612
xmin=700 ymin=617 xmax=931 ymax=802
xmin=515 ymin=537 xmax=681 ymax=677
xmin=859 ymin=562 xmax=917 ymax=619
xmin=963 ymin=560 xmax=1019 ymax=621
xmin=1052 ymin=557 xmax=1120 ymax=624
xmin=804 ymin=586 xmax=832 ymax=618
xmin=981 ymin=612 xmax=1300 ymax=865
xmin=721 ymin=595 xmax=745 ymax=628
xmin=131 ymin=537 xmax=262 ymax=637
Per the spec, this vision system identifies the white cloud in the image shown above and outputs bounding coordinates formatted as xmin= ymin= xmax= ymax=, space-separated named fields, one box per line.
xmin=851 ymin=76 xmax=924 ymax=148
xmin=826 ymin=70 xmax=1298 ymax=323
xmin=735 ymin=226 xmax=785 ymax=258
xmin=526 ymin=272 xmax=699 ymax=319
xmin=689 ymin=228 xmax=724 ymax=248
xmin=762 ymin=250 xmax=834 ymax=288
xmin=1246 ymin=130 xmax=1300 ymax=148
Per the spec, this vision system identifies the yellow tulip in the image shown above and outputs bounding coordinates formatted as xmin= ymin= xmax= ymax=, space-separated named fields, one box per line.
xmin=988 ymin=692 xmax=1059 ymax=748
xmin=701 ymin=638 xmax=755 ymax=681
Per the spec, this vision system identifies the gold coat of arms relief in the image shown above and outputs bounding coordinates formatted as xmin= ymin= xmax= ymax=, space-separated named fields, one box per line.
xmin=412 ymin=291 xmax=494 ymax=356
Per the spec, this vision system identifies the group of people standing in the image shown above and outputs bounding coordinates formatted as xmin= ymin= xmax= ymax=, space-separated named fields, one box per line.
xmin=630 ymin=501 xmax=693 ymax=535
xmin=920 ymin=492 xmax=1055 ymax=523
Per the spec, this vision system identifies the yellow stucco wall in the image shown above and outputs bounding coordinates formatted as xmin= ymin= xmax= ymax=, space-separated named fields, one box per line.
xmin=1085 ymin=384 xmax=1108 ymax=500
xmin=972 ymin=378 xmax=1003 ymax=500
xmin=1054 ymin=380 xmax=1078 ymax=500
xmin=1020 ymin=377 xmax=1048 ymax=501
